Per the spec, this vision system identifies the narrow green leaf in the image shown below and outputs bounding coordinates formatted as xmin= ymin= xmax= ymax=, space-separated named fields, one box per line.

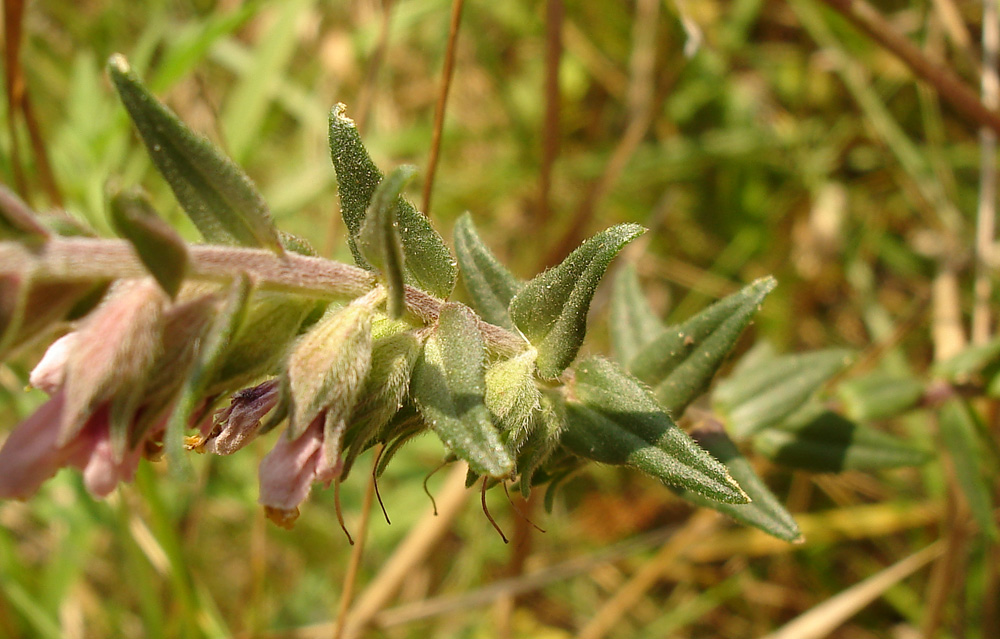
xmin=752 ymin=404 xmax=932 ymax=472
xmin=939 ymin=399 xmax=999 ymax=539
xmin=287 ymin=290 xmax=380 ymax=439
xmin=563 ymin=357 xmax=748 ymax=504
xmin=510 ymin=224 xmax=645 ymax=378
xmin=107 ymin=54 xmax=283 ymax=251
xmin=108 ymin=187 xmax=189 ymax=299
xmin=610 ymin=263 xmax=665 ymax=365
xmin=411 ymin=302 xmax=514 ymax=478
xmin=837 ymin=372 xmax=925 ymax=422
xmin=356 ymin=166 xmax=413 ymax=318
xmin=715 ymin=349 xmax=852 ymax=439
xmin=629 ymin=277 xmax=776 ymax=415
xmin=328 ymin=104 xmax=456 ymax=298
xmin=678 ymin=422 xmax=802 ymax=542
xmin=454 ymin=213 xmax=522 ymax=329
xmin=485 ymin=348 xmax=541 ymax=445
xmin=163 ymin=274 xmax=252 ymax=472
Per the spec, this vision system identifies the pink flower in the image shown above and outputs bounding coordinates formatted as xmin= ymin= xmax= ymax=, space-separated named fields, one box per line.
xmin=0 ymin=391 xmax=156 ymax=499
xmin=258 ymin=415 xmax=342 ymax=529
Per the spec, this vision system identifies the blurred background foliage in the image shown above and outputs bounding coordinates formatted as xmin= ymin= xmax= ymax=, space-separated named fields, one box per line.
xmin=0 ymin=0 xmax=994 ymax=637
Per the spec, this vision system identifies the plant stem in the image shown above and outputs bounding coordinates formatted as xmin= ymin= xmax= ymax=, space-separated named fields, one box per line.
xmin=0 ymin=237 xmax=526 ymax=355
xmin=815 ymin=0 xmax=1000 ymax=136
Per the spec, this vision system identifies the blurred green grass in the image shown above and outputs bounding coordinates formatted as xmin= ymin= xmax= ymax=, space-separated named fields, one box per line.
xmin=0 ymin=0 xmax=990 ymax=636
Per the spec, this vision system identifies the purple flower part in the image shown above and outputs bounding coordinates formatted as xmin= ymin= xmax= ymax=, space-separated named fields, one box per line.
xmin=204 ymin=379 xmax=280 ymax=455
xmin=29 ymin=332 xmax=78 ymax=394
xmin=258 ymin=416 xmax=325 ymax=527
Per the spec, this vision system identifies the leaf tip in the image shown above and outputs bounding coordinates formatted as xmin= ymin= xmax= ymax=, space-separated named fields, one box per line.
xmin=107 ymin=53 xmax=130 ymax=75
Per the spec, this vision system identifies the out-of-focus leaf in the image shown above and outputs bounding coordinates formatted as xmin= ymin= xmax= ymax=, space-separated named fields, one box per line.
xmin=287 ymin=291 xmax=379 ymax=439
xmin=356 ymin=165 xmax=413 ymax=318
xmin=108 ymin=187 xmax=189 ymax=299
xmin=837 ymin=372 xmax=925 ymax=422
xmin=610 ymin=263 xmax=664 ymax=365
xmin=411 ymin=302 xmax=513 ymax=478
xmin=939 ymin=399 xmax=999 ymax=539
xmin=752 ymin=404 xmax=932 ymax=472
xmin=935 ymin=336 xmax=1000 ymax=384
xmin=208 ymin=293 xmax=317 ymax=393
xmin=715 ymin=348 xmax=852 ymax=439
xmin=453 ymin=213 xmax=522 ymax=329
xmin=107 ymin=54 xmax=283 ymax=251
xmin=341 ymin=329 xmax=424 ymax=477
xmin=563 ymin=357 xmax=747 ymax=504
xmin=678 ymin=422 xmax=802 ymax=542
xmin=629 ymin=277 xmax=776 ymax=415
xmin=163 ymin=275 xmax=251 ymax=470
xmin=486 ymin=348 xmax=540 ymax=446
xmin=328 ymin=104 xmax=456 ymax=298
xmin=510 ymin=224 xmax=645 ymax=378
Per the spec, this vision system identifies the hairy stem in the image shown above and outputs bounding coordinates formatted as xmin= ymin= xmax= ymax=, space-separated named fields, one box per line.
xmin=0 ymin=237 xmax=526 ymax=355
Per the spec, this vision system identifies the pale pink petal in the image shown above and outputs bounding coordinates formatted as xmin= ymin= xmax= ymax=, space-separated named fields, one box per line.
xmin=0 ymin=391 xmax=94 ymax=499
xmin=29 ymin=333 xmax=78 ymax=394
xmin=258 ymin=418 xmax=323 ymax=527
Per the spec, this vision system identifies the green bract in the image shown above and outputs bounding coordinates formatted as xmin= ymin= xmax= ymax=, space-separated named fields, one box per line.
xmin=329 ymin=104 xmax=457 ymax=299
xmin=411 ymin=303 xmax=514 ymax=478
xmin=510 ymin=224 xmax=645 ymax=378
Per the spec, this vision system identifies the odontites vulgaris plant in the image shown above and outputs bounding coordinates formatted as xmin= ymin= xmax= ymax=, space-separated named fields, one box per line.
xmin=0 ymin=54 xmax=931 ymax=541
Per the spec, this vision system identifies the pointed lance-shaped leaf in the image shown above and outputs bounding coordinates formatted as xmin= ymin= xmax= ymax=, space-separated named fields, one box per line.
xmin=108 ymin=186 xmax=189 ymax=299
xmin=934 ymin=336 xmax=1000 ymax=385
xmin=163 ymin=274 xmax=252 ymax=471
xmin=837 ymin=371 xmax=925 ymax=422
xmin=454 ymin=213 xmax=522 ymax=329
xmin=107 ymin=54 xmax=283 ymax=251
xmin=411 ymin=302 xmax=514 ymax=478
xmin=356 ymin=165 xmax=413 ymax=318
xmin=752 ymin=404 xmax=932 ymax=473
xmin=287 ymin=288 xmax=381 ymax=439
xmin=562 ymin=357 xmax=748 ymax=504
xmin=629 ymin=277 xmax=775 ymax=415
xmin=939 ymin=399 xmax=999 ymax=540
xmin=678 ymin=421 xmax=802 ymax=542
xmin=328 ymin=104 xmax=456 ymax=298
xmin=510 ymin=224 xmax=645 ymax=378
xmin=610 ymin=263 xmax=665 ymax=365
xmin=715 ymin=348 xmax=853 ymax=440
